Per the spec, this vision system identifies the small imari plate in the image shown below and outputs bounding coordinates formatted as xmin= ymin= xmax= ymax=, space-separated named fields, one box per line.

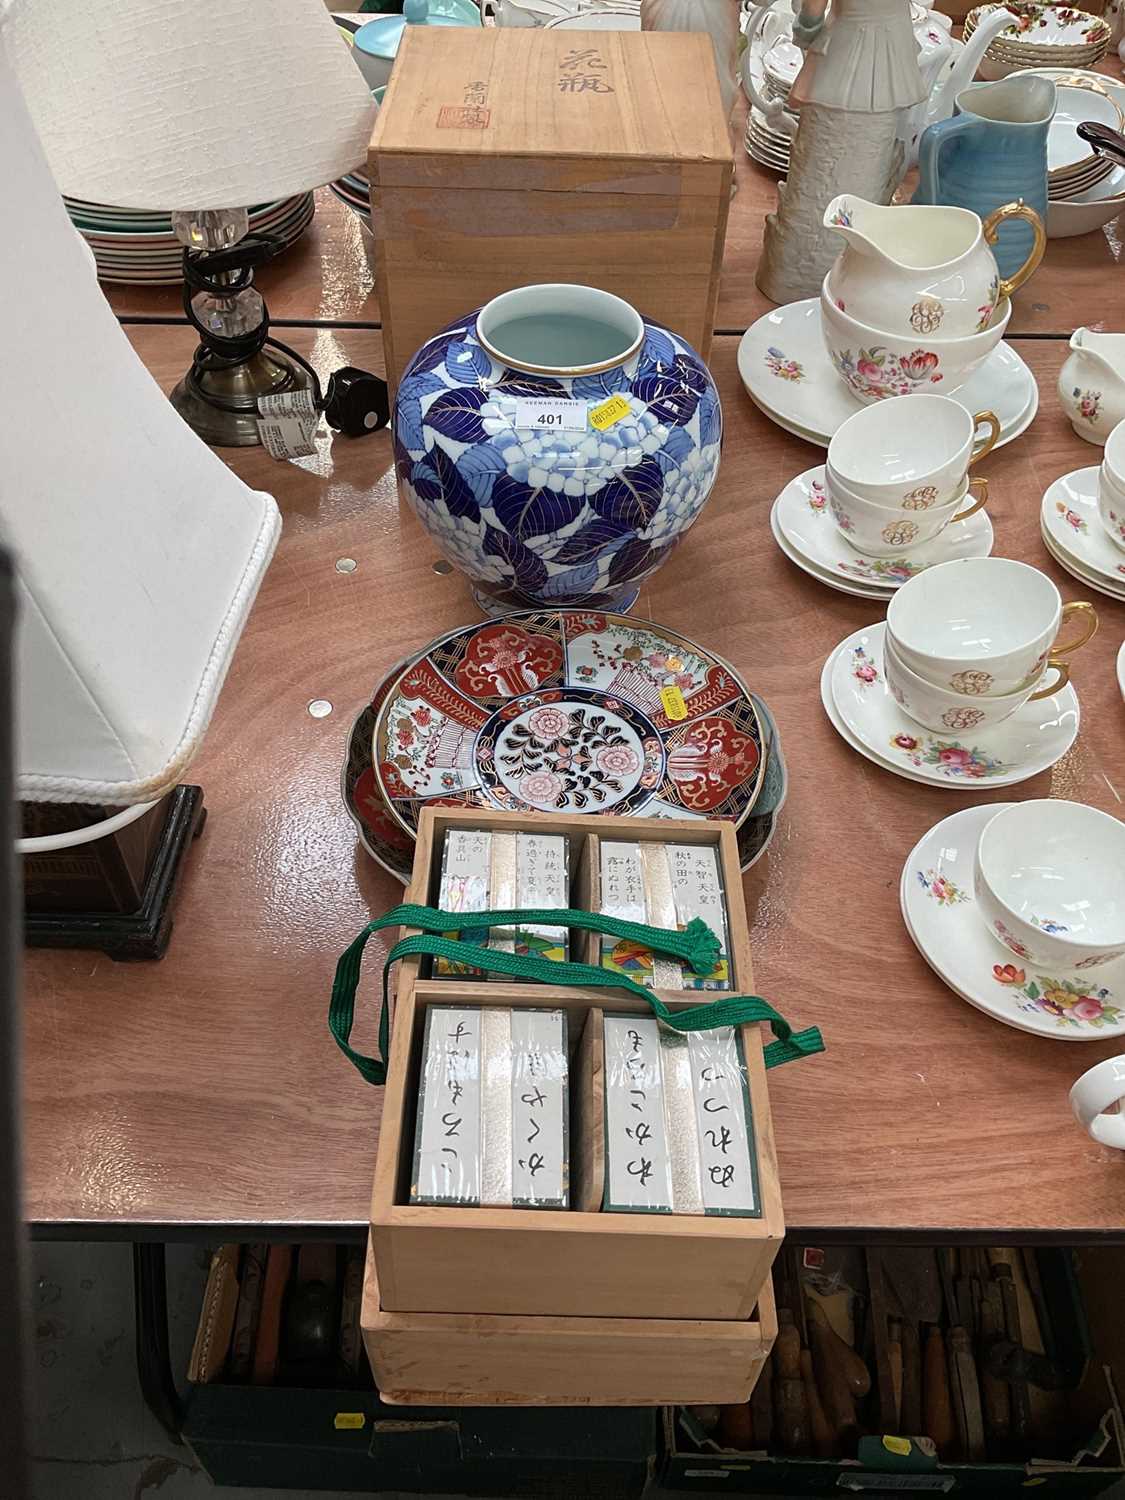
xmin=901 ymin=804 xmax=1125 ymax=1041
xmin=826 ymin=623 xmax=1080 ymax=789
xmin=1041 ymin=467 xmax=1125 ymax=594
xmin=773 ymin=467 xmax=994 ymax=594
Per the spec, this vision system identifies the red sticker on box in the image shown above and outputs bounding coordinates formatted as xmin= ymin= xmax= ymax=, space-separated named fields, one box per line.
xmin=437 ymin=105 xmax=491 ymax=129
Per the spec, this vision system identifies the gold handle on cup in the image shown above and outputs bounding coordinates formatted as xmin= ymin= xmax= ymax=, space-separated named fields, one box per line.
xmin=952 ymin=475 xmax=988 ymax=522
xmin=983 ymin=199 xmax=1047 ymax=301
xmin=1030 ymin=657 xmax=1070 ymax=701
xmin=969 ymin=411 xmax=1001 ymax=466
xmin=1052 ymin=600 xmax=1099 ymax=657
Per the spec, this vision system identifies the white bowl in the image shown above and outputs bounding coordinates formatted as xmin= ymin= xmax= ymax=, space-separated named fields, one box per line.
xmin=827 ymin=393 xmax=999 ymax=508
xmin=883 ymin=631 xmax=1065 ymax=732
xmin=975 ymin=800 xmax=1125 ymax=971
xmin=886 ymin=557 xmax=1096 ymax=694
xmin=827 ymin=472 xmax=988 ymax=557
xmin=820 ymin=280 xmax=1012 ymax=404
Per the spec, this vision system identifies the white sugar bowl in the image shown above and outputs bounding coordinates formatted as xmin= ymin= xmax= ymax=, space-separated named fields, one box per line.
xmin=975 ymin=801 xmax=1125 ymax=971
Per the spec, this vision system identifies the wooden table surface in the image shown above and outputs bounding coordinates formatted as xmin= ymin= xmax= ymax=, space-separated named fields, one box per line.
xmin=22 ymin=307 xmax=1125 ymax=1239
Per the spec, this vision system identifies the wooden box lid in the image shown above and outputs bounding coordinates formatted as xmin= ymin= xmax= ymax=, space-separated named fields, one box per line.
xmin=371 ymin=27 xmax=733 ymax=193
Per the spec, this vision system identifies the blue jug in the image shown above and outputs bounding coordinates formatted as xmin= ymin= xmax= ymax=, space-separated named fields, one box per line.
xmin=915 ymin=76 xmax=1054 ymax=284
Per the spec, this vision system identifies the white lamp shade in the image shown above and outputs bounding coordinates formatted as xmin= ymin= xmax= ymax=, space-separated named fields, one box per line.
xmin=0 ymin=41 xmax=281 ymax=804
xmin=3 ymin=0 xmax=377 ymax=210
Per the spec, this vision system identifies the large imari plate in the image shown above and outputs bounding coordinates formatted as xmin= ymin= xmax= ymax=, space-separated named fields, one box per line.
xmin=370 ymin=611 xmax=767 ymax=843
xmin=343 ymin=679 xmax=786 ymax=885
xmin=901 ymin=803 xmax=1125 ymax=1041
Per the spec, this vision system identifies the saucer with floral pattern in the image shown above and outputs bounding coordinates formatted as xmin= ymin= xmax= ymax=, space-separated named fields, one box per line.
xmin=1042 ymin=468 xmax=1125 ymax=599
xmin=901 ymin=803 xmax=1125 ymax=1041
xmin=774 ymin=466 xmax=995 ymax=594
xmin=737 ymin=299 xmax=1039 ymax=448
xmin=770 ymin=504 xmax=889 ymax=600
xmin=827 ymin=623 xmax=1080 ymax=789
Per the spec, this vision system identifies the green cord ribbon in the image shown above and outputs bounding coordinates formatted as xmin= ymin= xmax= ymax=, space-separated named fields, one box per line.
xmin=329 ymin=903 xmax=824 ymax=1085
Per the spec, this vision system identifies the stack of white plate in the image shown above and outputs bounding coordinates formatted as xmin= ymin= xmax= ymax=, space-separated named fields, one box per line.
xmin=64 ymin=194 xmax=316 ymax=286
xmin=1041 ymin=468 xmax=1125 ymax=603
xmin=742 ymin=4 xmax=798 ymax=173
xmin=1014 ymin=68 xmax=1125 ymax=236
xmin=1047 ymin=79 xmax=1122 ymax=198
xmin=965 ymin=3 xmax=1111 ymax=79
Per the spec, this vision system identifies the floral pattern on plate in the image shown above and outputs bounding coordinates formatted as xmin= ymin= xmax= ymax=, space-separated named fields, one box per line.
xmin=838 ymin=556 xmax=925 ymax=584
xmin=992 ymin=965 xmax=1122 ymax=1031
xmin=828 ymin=345 xmax=943 ymax=403
xmin=808 ymin=479 xmax=828 ymax=515
xmin=1042 ymin=468 xmax=1125 ymax=594
xmin=766 ymin=346 xmax=803 ymax=382
xmin=852 ymin=645 xmax=879 ymax=685
xmin=372 ymin=610 xmax=766 ymax=837
xmin=889 ymin=731 xmax=1006 ymax=778
xmin=1056 ymin=499 xmax=1087 ymax=534
xmin=917 ymin=868 xmax=970 ymax=905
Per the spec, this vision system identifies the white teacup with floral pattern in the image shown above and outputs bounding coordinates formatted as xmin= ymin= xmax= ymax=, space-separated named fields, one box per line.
xmin=883 ymin=630 xmax=1067 ymax=733
xmin=827 ymin=471 xmax=988 ymax=557
xmin=827 ymin=393 xmax=1000 ymax=509
xmin=820 ymin=276 xmax=1012 ymax=405
xmin=975 ymin=800 xmax=1125 ymax=972
xmin=886 ymin=557 xmax=1098 ymax=695
xmin=1099 ymin=420 xmax=1125 ymax=551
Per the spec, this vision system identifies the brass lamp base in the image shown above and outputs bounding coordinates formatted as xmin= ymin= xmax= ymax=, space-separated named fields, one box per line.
xmin=170 ymin=347 xmax=314 ymax=448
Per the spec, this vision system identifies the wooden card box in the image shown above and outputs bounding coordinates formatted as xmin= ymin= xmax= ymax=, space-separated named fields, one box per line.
xmin=362 ymin=1236 xmax=778 ymax=1407
xmin=369 ymin=807 xmax=784 ymax=1323
xmin=368 ymin=27 xmax=734 ymax=387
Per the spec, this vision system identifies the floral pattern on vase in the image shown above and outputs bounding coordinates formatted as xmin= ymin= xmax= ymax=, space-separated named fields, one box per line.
xmin=992 ymin=964 xmax=1122 ymax=1031
xmin=828 ymin=345 xmax=944 ymax=402
xmin=888 ymin=732 xmax=1006 ymax=778
xmin=917 ymin=867 xmax=970 ymax=905
xmin=394 ymin=309 xmax=722 ymax=615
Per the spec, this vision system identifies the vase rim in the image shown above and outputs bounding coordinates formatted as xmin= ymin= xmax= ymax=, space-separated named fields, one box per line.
xmin=476 ymin=283 xmax=646 ymax=377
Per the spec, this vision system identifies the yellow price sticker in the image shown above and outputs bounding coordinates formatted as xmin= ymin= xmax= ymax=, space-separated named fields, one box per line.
xmin=590 ymin=395 xmax=631 ymax=431
xmin=334 ymin=1412 xmax=366 ymax=1431
xmin=882 ymin=1435 xmax=912 ymax=1457
xmin=660 ymin=685 xmax=687 ymax=721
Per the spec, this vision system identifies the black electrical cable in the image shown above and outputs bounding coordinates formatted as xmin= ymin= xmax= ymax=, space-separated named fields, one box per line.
xmin=181 ymin=234 xmax=324 ymax=407
xmin=179 ymin=232 xmax=389 ymax=436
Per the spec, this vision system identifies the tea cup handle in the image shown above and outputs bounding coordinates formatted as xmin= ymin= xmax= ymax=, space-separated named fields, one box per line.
xmin=1052 ymin=599 xmax=1099 ymax=656
xmin=1070 ymin=1056 xmax=1125 ymax=1149
xmin=969 ymin=411 xmax=1001 ymax=466
xmin=983 ymin=200 xmax=1047 ymax=300
xmin=952 ymin=475 xmax=988 ymax=522
xmin=1029 ymin=657 xmax=1069 ymax=700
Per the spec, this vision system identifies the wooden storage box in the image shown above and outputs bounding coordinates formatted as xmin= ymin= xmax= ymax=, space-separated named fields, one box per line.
xmin=369 ymin=27 xmax=734 ymax=386
xmin=362 ymin=1236 xmax=777 ymax=1407
xmin=369 ymin=807 xmax=784 ymax=1323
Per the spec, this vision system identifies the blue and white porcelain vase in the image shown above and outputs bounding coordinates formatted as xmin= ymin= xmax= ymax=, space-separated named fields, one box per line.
xmin=392 ymin=283 xmax=722 ymax=614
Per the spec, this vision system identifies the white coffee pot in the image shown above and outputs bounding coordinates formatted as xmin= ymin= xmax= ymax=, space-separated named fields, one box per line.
xmin=1058 ymin=329 xmax=1125 ymax=446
